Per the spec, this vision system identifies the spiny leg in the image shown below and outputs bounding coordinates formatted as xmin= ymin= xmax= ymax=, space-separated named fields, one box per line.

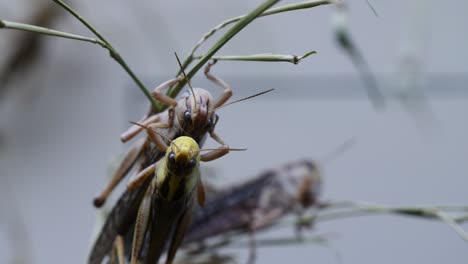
xmin=204 ymin=61 xmax=233 ymax=108
xmin=93 ymin=137 xmax=148 ymax=208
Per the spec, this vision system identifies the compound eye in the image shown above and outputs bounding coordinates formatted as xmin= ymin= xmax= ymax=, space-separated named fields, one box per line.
xmin=168 ymin=152 xmax=176 ymax=163
xmin=187 ymin=158 xmax=197 ymax=169
xmin=184 ymin=110 xmax=191 ymax=123
xmin=206 ymin=117 xmax=213 ymax=128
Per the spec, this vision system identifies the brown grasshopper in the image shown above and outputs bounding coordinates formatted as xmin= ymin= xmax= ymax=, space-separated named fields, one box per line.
xmin=93 ymin=56 xmax=272 ymax=208
xmin=184 ymin=159 xmax=322 ymax=264
xmin=185 ymin=159 xmax=322 ymax=245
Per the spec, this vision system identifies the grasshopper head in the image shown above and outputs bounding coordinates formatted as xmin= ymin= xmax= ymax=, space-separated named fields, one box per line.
xmin=176 ymin=88 xmax=216 ymax=133
xmin=158 ymin=136 xmax=201 ymax=201
xmin=166 ymin=136 xmax=200 ymax=175
xmin=294 ymin=160 xmax=322 ymax=208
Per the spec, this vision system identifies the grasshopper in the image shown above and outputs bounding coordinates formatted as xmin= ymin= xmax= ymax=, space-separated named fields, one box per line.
xmin=181 ymin=139 xmax=354 ymax=262
xmin=178 ymin=139 xmax=354 ymax=263
xmin=182 ymin=159 xmax=322 ymax=264
xmin=93 ymin=56 xmax=272 ymax=208
xmin=88 ymin=122 xmax=244 ymax=264
xmin=121 ymin=159 xmax=322 ymax=263
xmin=184 ymin=159 xmax=322 ymax=245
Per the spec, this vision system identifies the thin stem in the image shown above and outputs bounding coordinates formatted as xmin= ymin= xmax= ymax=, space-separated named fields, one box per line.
xmin=292 ymin=201 xmax=468 ymax=243
xmin=52 ymin=0 xmax=108 ymax=45
xmin=231 ymin=235 xmax=329 ymax=248
xmin=455 ymin=214 xmax=468 ymax=223
xmin=163 ymin=0 xmax=281 ymax=112
xmin=434 ymin=211 xmax=468 ymax=242
xmin=177 ymin=0 xmax=334 ymax=76
xmin=0 ymin=19 xmax=105 ymax=46
xmin=193 ymin=51 xmax=317 ymax=64
xmin=52 ymin=0 xmax=158 ymax=109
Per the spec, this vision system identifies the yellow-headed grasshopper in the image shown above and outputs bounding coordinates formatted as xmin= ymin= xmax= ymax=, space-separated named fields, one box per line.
xmin=121 ymin=159 xmax=321 ymax=263
xmin=88 ymin=123 xmax=245 ymax=264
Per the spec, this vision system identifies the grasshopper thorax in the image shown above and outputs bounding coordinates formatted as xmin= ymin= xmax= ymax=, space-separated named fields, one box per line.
xmin=175 ymin=88 xmax=216 ymax=134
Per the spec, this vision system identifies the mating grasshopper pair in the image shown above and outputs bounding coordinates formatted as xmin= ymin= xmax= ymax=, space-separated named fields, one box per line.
xmin=89 ymin=56 xmax=270 ymax=264
xmin=92 ymin=59 xmax=234 ymax=209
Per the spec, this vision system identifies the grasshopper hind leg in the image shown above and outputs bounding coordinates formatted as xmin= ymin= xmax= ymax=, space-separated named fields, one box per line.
xmin=208 ymin=126 xmax=226 ymax=146
xmin=93 ymin=137 xmax=148 ymax=208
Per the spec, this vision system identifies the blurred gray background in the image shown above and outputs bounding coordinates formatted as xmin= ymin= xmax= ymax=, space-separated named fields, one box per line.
xmin=0 ymin=0 xmax=467 ymax=263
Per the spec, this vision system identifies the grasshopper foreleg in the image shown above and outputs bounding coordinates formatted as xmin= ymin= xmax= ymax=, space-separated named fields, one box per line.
xmin=200 ymin=146 xmax=230 ymax=162
xmin=204 ymin=61 xmax=233 ymax=108
xmin=208 ymin=128 xmax=226 ymax=146
xmin=121 ymin=76 xmax=181 ymax=143
xmin=127 ymin=163 xmax=156 ymax=191
xmin=145 ymin=123 xmax=171 ymax=153
xmin=151 ymin=78 xmax=182 ymax=107
xmin=125 ymin=119 xmax=174 ymax=191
